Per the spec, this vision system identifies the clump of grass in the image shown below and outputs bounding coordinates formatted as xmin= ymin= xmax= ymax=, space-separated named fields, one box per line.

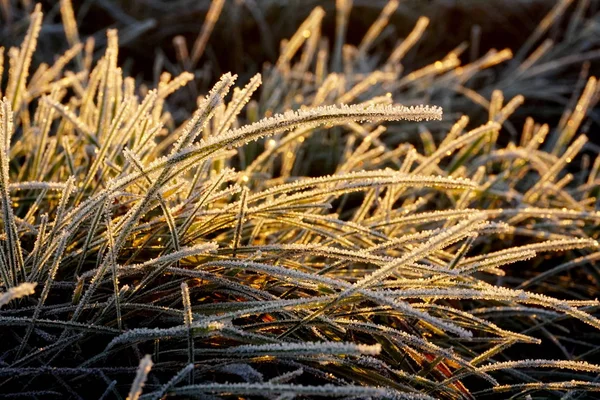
xmin=0 ymin=2 xmax=599 ymax=399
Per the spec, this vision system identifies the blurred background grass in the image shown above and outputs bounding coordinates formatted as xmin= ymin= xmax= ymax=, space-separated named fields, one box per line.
xmin=2 ymin=1 xmax=594 ymax=84
xmin=4 ymin=0 xmax=597 ymax=145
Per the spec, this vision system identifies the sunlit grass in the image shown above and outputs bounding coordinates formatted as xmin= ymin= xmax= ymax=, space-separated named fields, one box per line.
xmin=0 ymin=1 xmax=599 ymax=398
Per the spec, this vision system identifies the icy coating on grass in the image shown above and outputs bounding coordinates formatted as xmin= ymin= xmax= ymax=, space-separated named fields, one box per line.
xmin=0 ymin=0 xmax=599 ymax=398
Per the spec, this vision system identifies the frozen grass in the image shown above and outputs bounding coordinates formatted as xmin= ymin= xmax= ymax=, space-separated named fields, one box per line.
xmin=0 ymin=0 xmax=599 ymax=399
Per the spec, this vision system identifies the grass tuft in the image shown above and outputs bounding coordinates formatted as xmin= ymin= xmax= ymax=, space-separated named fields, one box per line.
xmin=0 ymin=1 xmax=599 ymax=398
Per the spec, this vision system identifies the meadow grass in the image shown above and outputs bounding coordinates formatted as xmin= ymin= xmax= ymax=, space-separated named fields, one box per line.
xmin=0 ymin=1 xmax=599 ymax=399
